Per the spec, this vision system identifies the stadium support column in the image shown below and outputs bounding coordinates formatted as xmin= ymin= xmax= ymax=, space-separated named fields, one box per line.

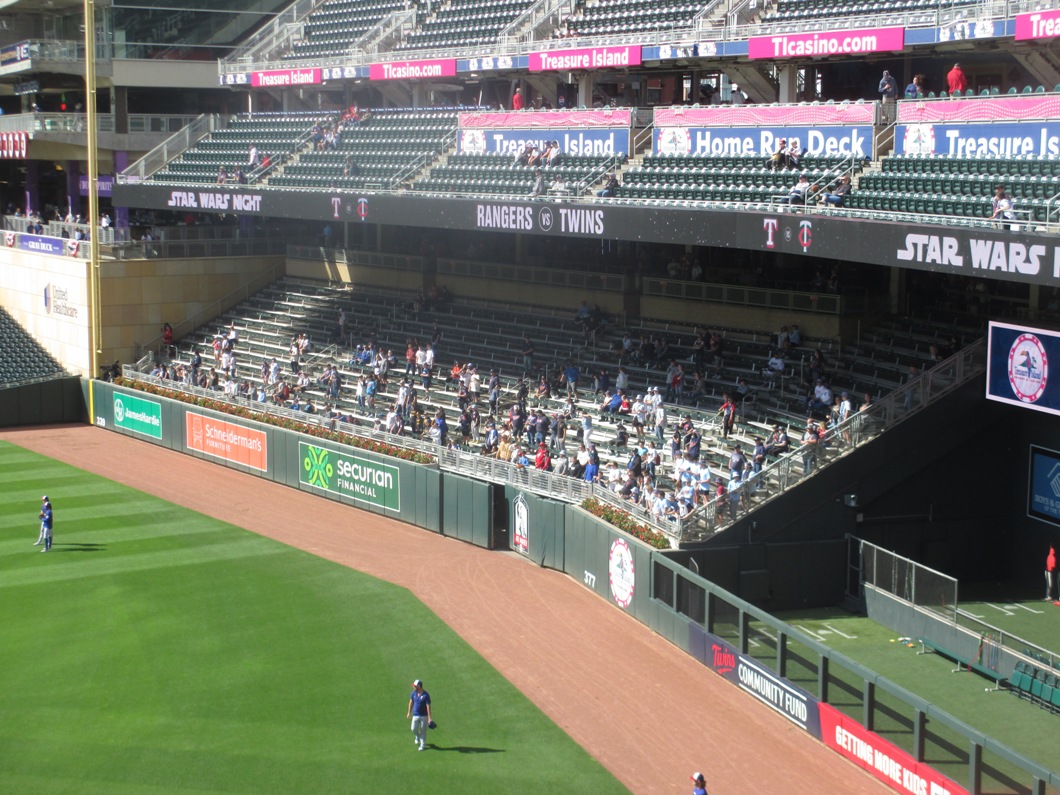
xmin=113 ymin=151 xmax=130 ymax=233
xmin=65 ymin=159 xmax=81 ymax=217
xmin=577 ymin=74 xmax=594 ymax=109
xmin=889 ymin=267 xmax=906 ymax=314
xmin=24 ymin=160 xmax=39 ymax=215
xmin=777 ymin=66 xmax=798 ymax=104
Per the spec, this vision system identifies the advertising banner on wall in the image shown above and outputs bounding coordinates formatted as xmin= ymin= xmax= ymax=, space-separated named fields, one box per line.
xmin=654 ymin=124 xmax=871 ymax=158
xmin=1014 ymin=8 xmax=1060 ymax=42
xmin=748 ymin=26 xmax=904 ymax=60
xmin=19 ymin=234 xmax=65 ymax=256
xmin=986 ymin=321 xmax=1060 ymax=416
xmin=529 ymin=45 xmax=641 ymax=72
xmin=185 ymin=411 xmax=268 ymax=471
xmin=654 ymin=103 xmax=876 ymax=128
xmin=250 ymin=67 xmax=321 ymax=88
xmin=369 ymin=59 xmax=457 ymax=81
xmin=897 ymin=94 xmax=1060 ymax=125
xmin=512 ymin=493 xmax=529 ymax=554
xmin=112 ymin=392 xmax=162 ymax=439
xmin=699 ymin=630 xmax=822 ymax=738
xmin=458 ymin=126 xmax=630 ymax=157
xmin=895 ymin=119 xmax=1060 ymax=157
xmin=1027 ymin=445 xmax=1060 ymax=527
xmin=819 ymin=703 xmax=969 ymax=795
xmin=459 ymin=109 xmax=632 ymax=129
xmin=297 ymin=441 xmax=401 ymax=511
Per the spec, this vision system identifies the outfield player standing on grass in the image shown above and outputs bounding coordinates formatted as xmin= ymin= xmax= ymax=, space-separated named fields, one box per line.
xmin=38 ymin=497 xmax=53 ymax=552
xmin=34 ymin=495 xmax=49 ymax=545
xmin=407 ymin=679 xmax=432 ymax=751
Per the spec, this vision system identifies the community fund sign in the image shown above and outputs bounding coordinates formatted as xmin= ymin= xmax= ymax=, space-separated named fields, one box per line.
xmin=298 ymin=442 xmax=400 ymax=512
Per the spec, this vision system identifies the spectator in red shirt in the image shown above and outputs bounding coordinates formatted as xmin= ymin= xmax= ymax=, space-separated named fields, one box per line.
xmin=1046 ymin=546 xmax=1057 ymax=601
xmin=947 ymin=63 xmax=967 ymax=96
xmin=512 ymin=88 xmax=524 ymax=110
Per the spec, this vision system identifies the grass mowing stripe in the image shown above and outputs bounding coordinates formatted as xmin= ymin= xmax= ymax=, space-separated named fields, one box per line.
xmin=0 ymin=441 xmax=626 ymax=794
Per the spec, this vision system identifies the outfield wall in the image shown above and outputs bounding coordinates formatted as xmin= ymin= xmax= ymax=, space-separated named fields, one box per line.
xmin=0 ymin=377 xmax=85 ymax=427
xmin=87 ymin=380 xmax=1059 ymax=795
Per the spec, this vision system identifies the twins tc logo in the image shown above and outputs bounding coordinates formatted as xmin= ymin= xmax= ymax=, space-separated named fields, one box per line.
xmin=762 ymin=218 xmax=813 ymax=253
xmin=302 ymin=445 xmax=333 ymax=488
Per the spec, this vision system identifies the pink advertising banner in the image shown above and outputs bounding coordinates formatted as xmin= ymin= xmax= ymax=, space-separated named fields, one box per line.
xmin=748 ymin=26 xmax=904 ymax=60
xmin=369 ymin=59 xmax=457 ymax=81
xmin=654 ymin=102 xmax=875 ymax=128
xmin=529 ymin=45 xmax=641 ymax=72
xmin=250 ymin=68 xmax=321 ymax=88
xmin=897 ymin=94 xmax=1060 ymax=124
xmin=1015 ymin=8 xmax=1060 ymax=41
xmin=458 ymin=108 xmax=633 ymax=129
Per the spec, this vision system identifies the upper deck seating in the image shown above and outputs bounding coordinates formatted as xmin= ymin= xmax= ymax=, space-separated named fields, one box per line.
xmin=393 ymin=0 xmax=537 ymax=52
xmin=614 ymin=154 xmax=857 ymax=204
xmin=269 ymin=109 xmax=458 ymax=190
xmin=282 ymin=0 xmax=408 ymax=61
xmin=850 ymin=154 xmax=1060 ymax=222
xmin=149 ymin=114 xmax=327 ymax=184
xmin=563 ymin=0 xmax=705 ymax=38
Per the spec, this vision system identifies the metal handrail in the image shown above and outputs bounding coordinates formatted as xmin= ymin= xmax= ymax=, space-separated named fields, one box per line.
xmin=117 ymin=114 xmax=229 ymax=183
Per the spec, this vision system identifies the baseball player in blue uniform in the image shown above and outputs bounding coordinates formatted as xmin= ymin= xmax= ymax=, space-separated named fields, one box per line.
xmin=691 ymin=771 xmax=708 ymax=795
xmin=406 ymin=679 xmax=432 ymax=751
xmin=38 ymin=497 xmax=53 ymax=552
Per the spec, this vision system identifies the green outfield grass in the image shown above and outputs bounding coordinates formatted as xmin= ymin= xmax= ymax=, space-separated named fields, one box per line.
xmin=0 ymin=441 xmax=627 ymax=794
xmin=774 ymin=608 xmax=1059 ymax=782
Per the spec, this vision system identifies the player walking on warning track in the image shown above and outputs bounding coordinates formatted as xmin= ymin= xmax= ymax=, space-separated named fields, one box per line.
xmin=1046 ymin=546 xmax=1057 ymax=601
xmin=407 ymin=679 xmax=433 ymax=750
xmin=37 ymin=496 xmax=53 ymax=552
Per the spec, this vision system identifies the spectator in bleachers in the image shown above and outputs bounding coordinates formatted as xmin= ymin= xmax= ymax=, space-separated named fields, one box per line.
xmin=801 ymin=420 xmax=820 ymax=475
xmin=512 ymin=88 xmax=524 ymax=111
xmin=905 ymin=74 xmax=925 ymax=99
xmin=878 ymin=71 xmax=897 ymax=102
xmin=248 ymin=144 xmax=259 ymax=167
xmin=547 ymin=141 xmax=563 ymax=166
xmin=783 ymin=174 xmax=812 ymax=206
xmin=807 ymin=378 xmax=834 ymax=418
xmin=765 ymin=424 xmax=790 ymax=458
xmin=521 ymin=335 xmax=535 ymax=375
xmin=597 ymin=173 xmax=620 ymax=198
xmin=216 ymin=166 xmax=229 ymax=185
xmin=768 ymin=139 xmax=789 ymax=171
xmin=530 ymin=169 xmax=546 ymax=197
xmin=990 ymin=189 xmax=1016 ymax=228
xmin=947 ymin=63 xmax=968 ymax=96
xmin=821 ymin=176 xmax=852 ymax=207
xmin=787 ymin=140 xmax=802 ymax=171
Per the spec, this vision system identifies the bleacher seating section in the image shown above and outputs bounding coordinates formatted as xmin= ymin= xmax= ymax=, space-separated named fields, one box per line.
xmin=150 ymin=115 xmax=327 ymax=184
xmin=563 ymin=0 xmax=706 ymax=38
xmin=269 ymin=109 xmax=458 ymax=190
xmin=283 ymin=0 xmax=408 ymax=61
xmin=414 ymin=151 xmax=625 ymax=196
xmin=850 ymin=154 xmax=1060 ymax=222
xmin=393 ymin=0 xmax=538 ymax=52
xmin=764 ymin=0 xmax=952 ymax=24
xmin=0 ymin=308 xmax=67 ymax=384
xmin=614 ymin=154 xmax=858 ymax=204
xmin=153 ymin=276 xmax=983 ymax=532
